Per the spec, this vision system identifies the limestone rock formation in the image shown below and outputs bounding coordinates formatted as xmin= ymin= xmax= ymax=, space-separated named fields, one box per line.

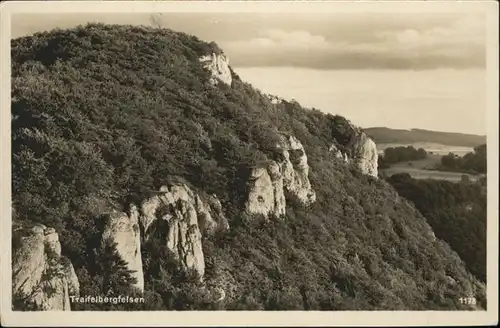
xmin=205 ymin=194 xmax=230 ymax=232
xmin=199 ymin=52 xmax=232 ymax=87
xmin=63 ymin=260 xmax=80 ymax=298
xmin=245 ymin=134 xmax=316 ymax=218
xmin=268 ymin=161 xmax=287 ymax=217
xmin=329 ymin=123 xmax=379 ymax=177
xmin=349 ymin=132 xmax=379 ymax=177
xmin=266 ymin=94 xmax=284 ymax=105
xmin=329 ymin=144 xmax=350 ymax=164
xmin=194 ymin=193 xmax=230 ymax=235
xmin=12 ymin=224 xmax=80 ymax=311
xmin=279 ymin=134 xmax=317 ymax=204
xmin=101 ymin=209 xmax=144 ymax=292
xmin=140 ymin=184 xmax=227 ymax=280
xmin=246 ymin=165 xmax=285 ymax=218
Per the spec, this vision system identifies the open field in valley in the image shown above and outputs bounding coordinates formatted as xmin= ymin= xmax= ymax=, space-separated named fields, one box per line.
xmin=377 ymin=144 xmax=481 ymax=182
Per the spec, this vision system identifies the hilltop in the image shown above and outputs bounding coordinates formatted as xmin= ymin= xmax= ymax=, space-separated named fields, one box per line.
xmin=365 ymin=127 xmax=486 ymax=148
xmin=11 ymin=23 xmax=485 ymax=311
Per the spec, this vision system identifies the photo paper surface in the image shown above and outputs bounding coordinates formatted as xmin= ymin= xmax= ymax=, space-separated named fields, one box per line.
xmin=1 ymin=1 xmax=498 ymax=326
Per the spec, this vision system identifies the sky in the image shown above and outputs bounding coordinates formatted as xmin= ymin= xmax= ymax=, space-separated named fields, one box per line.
xmin=11 ymin=12 xmax=488 ymax=135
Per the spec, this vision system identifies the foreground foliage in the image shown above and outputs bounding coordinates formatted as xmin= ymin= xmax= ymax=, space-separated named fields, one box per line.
xmin=387 ymin=173 xmax=487 ymax=283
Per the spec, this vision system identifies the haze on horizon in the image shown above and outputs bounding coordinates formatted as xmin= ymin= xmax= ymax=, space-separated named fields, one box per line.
xmin=11 ymin=11 xmax=488 ymax=136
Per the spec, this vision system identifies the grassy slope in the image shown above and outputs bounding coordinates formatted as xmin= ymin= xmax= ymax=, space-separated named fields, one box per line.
xmin=380 ymin=154 xmax=481 ymax=183
xmin=11 ymin=23 xmax=485 ymax=310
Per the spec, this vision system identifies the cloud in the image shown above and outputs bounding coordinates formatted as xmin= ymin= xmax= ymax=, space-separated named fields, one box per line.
xmin=220 ymin=13 xmax=486 ymax=70
xmin=11 ymin=12 xmax=486 ymax=70
xmin=227 ymin=29 xmax=331 ymax=53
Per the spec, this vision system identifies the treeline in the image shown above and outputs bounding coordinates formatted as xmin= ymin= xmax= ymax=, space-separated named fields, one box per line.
xmin=439 ymin=144 xmax=486 ymax=174
xmin=387 ymin=173 xmax=486 ymax=283
xmin=378 ymin=146 xmax=427 ymax=168
xmin=365 ymin=127 xmax=486 ymax=148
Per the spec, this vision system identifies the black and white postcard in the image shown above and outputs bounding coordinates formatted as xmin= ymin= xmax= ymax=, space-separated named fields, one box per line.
xmin=1 ymin=0 xmax=498 ymax=326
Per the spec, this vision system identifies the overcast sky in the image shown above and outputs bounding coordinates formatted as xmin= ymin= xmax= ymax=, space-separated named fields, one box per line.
xmin=12 ymin=12 xmax=486 ymax=70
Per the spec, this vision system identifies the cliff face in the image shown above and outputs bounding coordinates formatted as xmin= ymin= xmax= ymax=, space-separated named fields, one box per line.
xmin=349 ymin=132 xmax=379 ymax=177
xmin=12 ymin=183 xmax=228 ymax=310
xmin=279 ymin=135 xmax=316 ymax=203
xmin=268 ymin=95 xmax=379 ymax=178
xmin=329 ymin=128 xmax=379 ymax=177
xmin=12 ymin=225 xmax=79 ymax=311
xmin=245 ymin=134 xmax=316 ymax=219
xmin=246 ymin=166 xmax=282 ymax=218
xmin=199 ymin=52 xmax=232 ymax=87
xmin=101 ymin=209 xmax=144 ymax=292
xmin=97 ymin=183 xmax=229 ymax=288
xmin=140 ymin=184 xmax=227 ymax=280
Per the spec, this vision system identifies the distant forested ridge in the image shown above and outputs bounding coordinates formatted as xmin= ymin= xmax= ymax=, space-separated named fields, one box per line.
xmin=11 ymin=23 xmax=486 ymax=311
xmin=365 ymin=127 xmax=486 ymax=148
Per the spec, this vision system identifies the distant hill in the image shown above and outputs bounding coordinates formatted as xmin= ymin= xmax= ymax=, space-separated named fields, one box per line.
xmin=364 ymin=127 xmax=486 ymax=148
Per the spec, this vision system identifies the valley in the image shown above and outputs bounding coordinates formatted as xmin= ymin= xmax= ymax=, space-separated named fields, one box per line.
xmin=377 ymin=143 xmax=484 ymax=183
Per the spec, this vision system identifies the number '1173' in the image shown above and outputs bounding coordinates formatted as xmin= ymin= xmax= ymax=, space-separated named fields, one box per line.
xmin=459 ymin=297 xmax=477 ymax=305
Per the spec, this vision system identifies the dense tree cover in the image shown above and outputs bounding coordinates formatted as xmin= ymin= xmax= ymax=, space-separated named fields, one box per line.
xmin=439 ymin=144 xmax=486 ymax=174
xmin=387 ymin=173 xmax=486 ymax=283
xmin=365 ymin=127 xmax=486 ymax=148
xmin=12 ymin=24 xmax=485 ymax=310
xmin=378 ymin=146 xmax=427 ymax=168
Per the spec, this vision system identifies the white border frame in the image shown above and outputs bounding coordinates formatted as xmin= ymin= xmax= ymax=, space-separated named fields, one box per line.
xmin=1 ymin=1 xmax=498 ymax=326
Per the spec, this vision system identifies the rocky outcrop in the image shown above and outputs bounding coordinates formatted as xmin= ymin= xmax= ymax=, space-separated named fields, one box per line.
xmin=12 ymin=224 xmax=80 ymax=311
xmin=204 ymin=194 xmax=230 ymax=233
xmin=279 ymin=135 xmax=316 ymax=204
xmin=349 ymin=132 xmax=378 ymax=177
xmin=140 ymin=184 xmax=228 ymax=280
xmin=246 ymin=165 xmax=286 ymax=218
xmin=199 ymin=52 xmax=232 ymax=87
xmin=329 ymin=126 xmax=379 ymax=178
xmin=193 ymin=193 xmax=230 ymax=235
xmin=245 ymin=134 xmax=316 ymax=218
xmin=266 ymin=94 xmax=284 ymax=105
xmin=101 ymin=209 xmax=144 ymax=292
xmin=329 ymin=144 xmax=350 ymax=164
xmin=268 ymin=161 xmax=287 ymax=217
